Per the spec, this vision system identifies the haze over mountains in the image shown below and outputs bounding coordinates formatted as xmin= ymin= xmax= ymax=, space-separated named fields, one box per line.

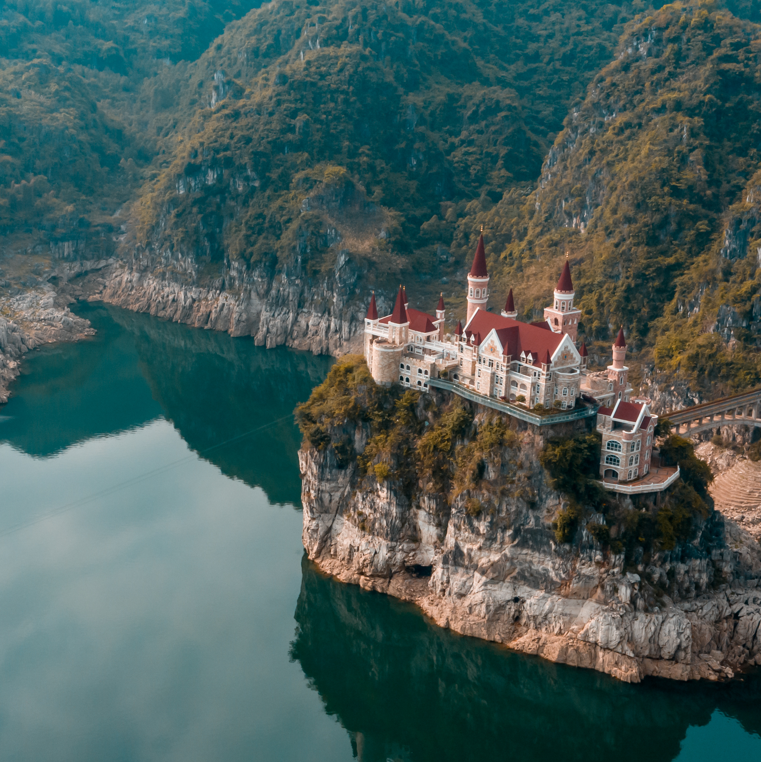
xmin=1 ymin=0 xmax=760 ymax=395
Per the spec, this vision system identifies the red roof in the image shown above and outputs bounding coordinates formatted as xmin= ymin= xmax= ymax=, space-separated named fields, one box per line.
xmin=388 ymin=285 xmax=407 ymax=325
xmin=464 ymin=310 xmax=564 ymax=360
xmin=530 ymin=320 xmax=553 ymax=331
xmin=455 ymin=320 xmax=463 ymax=336
xmin=470 ymin=234 xmax=488 ymax=278
xmin=437 ymin=293 xmax=445 ymax=312
xmin=380 ymin=304 xmax=437 ymax=333
xmin=641 ymin=416 xmax=652 ymax=431
xmin=403 ymin=286 xmax=408 ymax=306
xmin=407 ymin=308 xmax=437 ymax=334
xmin=366 ymin=292 xmax=378 ymax=321
xmin=612 ymin=401 xmax=643 ymax=423
xmin=579 ymin=342 xmax=588 ymax=357
xmin=614 ymin=327 xmax=626 ymax=348
xmin=542 ymin=349 xmax=551 ymax=365
xmin=504 ymin=289 xmax=515 ymax=313
xmin=598 ymin=407 xmax=614 ymax=416
xmin=556 ymin=259 xmax=574 ymax=293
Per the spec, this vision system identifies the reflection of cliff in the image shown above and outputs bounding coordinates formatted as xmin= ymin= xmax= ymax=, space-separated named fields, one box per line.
xmin=291 ymin=558 xmax=761 ymax=762
xmin=106 ymin=304 xmax=332 ymax=505
xmin=0 ymin=303 xmax=162 ymax=456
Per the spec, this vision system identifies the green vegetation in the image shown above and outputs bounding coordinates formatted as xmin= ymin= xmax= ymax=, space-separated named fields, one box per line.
xmin=296 ymin=355 xmax=520 ymax=507
xmin=540 ymin=431 xmax=604 ymax=505
xmin=541 ymin=428 xmax=712 ymax=551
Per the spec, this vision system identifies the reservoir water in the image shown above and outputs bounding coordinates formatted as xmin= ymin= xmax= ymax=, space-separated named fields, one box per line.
xmin=0 ymin=303 xmax=759 ymax=762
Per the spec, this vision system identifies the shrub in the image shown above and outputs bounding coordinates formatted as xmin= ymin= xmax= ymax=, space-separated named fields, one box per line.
xmin=374 ymin=463 xmax=391 ymax=482
xmin=553 ymin=502 xmax=583 ymax=544
xmin=659 ymin=435 xmax=713 ymax=497
xmin=540 ymin=431 xmax=603 ymax=505
xmin=465 ymin=498 xmax=483 ymax=517
xmin=588 ymin=522 xmax=611 ymax=546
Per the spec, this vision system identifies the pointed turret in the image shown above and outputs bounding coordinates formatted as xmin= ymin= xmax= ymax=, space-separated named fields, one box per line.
xmin=501 ymin=288 xmax=517 ymax=319
xmin=542 ymin=349 xmax=552 ymax=367
xmin=544 ymin=255 xmax=581 ymax=341
xmin=389 ymin=285 xmax=408 ymax=325
xmin=614 ymin=327 xmax=626 ymax=348
xmin=437 ymin=293 xmax=445 ymax=312
xmin=579 ymin=341 xmax=588 ymax=369
xmin=466 ymin=232 xmax=490 ymax=323
xmin=556 ymin=259 xmax=574 ymax=293
xmin=455 ymin=320 xmax=463 ymax=337
xmin=403 ymin=286 xmax=408 ymax=308
xmin=470 ymin=234 xmax=488 ymax=278
xmin=366 ymin=291 xmax=378 ymax=321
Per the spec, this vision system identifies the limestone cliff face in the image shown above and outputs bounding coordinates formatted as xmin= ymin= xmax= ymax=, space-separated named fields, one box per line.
xmin=0 ymin=289 xmax=94 ymax=403
xmin=50 ymin=243 xmax=367 ymax=356
xmin=300 ymin=391 xmax=761 ymax=684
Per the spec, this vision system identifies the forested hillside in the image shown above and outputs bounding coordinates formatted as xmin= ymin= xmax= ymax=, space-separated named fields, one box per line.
xmin=1 ymin=0 xmax=760 ymax=394
xmin=475 ymin=1 xmax=761 ymax=395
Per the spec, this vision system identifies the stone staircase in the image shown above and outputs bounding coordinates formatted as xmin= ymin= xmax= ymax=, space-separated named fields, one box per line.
xmin=709 ymin=459 xmax=761 ymax=540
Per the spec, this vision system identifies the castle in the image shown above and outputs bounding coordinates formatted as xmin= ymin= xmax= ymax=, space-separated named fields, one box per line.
xmin=363 ymin=234 xmax=675 ymax=491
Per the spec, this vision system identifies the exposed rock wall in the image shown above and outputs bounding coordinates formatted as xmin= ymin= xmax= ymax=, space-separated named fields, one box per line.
xmin=0 ymin=289 xmax=94 ymax=403
xmin=300 ymin=393 xmax=761 ymax=684
xmin=78 ymin=248 xmax=366 ymax=357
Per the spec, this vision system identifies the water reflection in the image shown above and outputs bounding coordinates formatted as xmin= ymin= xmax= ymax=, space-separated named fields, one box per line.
xmin=291 ymin=559 xmax=761 ymax=762
xmin=0 ymin=303 xmax=332 ymax=506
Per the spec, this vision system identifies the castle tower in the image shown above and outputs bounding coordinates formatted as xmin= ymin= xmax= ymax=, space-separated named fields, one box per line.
xmin=607 ymin=328 xmax=629 ymax=402
xmin=543 ymin=257 xmax=582 ymax=342
xmin=467 ymin=232 xmax=489 ymax=324
xmin=501 ymin=289 xmax=517 ymax=319
xmin=435 ymin=293 xmax=445 ymax=340
xmin=364 ymin=291 xmax=379 ymax=359
xmin=387 ymin=285 xmax=409 ymax=345
xmin=579 ymin=341 xmax=588 ymax=370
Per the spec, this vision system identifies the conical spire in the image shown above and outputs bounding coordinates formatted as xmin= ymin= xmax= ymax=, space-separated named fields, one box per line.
xmin=469 ymin=234 xmax=488 ymax=278
xmin=579 ymin=341 xmax=589 ymax=357
xmin=402 ymin=286 xmax=408 ymax=307
xmin=504 ymin=289 xmax=515 ymax=313
xmin=437 ymin=293 xmax=445 ymax=312
xmin=556 ymin=259 xmax=574 ymax=293
xmin=366 ymin=291 xmax=378 ymax=321
xmin=614 ymin=327 xmax=626 ymax=348
xmin=389 ymin=285 xmax=408 ymax=325
xmin=455 ymin=320 xmax=463 ymax=336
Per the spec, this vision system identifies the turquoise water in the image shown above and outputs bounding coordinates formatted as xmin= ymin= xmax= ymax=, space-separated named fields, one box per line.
xmin=0 ymin=302 xmax=759 ymax=761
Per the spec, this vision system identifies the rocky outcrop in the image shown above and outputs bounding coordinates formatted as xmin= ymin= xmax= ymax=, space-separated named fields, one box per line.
xmin=0 ymin=289 xmax=94 ymax=403
xmin=76 ymin=247 xmax=366 ymax=356
xmin=300 ymin=392 xmax=761 ymax=684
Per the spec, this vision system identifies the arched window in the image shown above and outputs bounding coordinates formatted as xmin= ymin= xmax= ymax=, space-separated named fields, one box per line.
xmin=647 ymin=436 xmax=651 ymax=446
xmin=607 ymin=441 xmax=622 ymax=452
xmin=555 ymin=301 xmax=559 ymax=309
xmin=418 ymin=368 xmax=422 ymax=374
xmin=399 ymin=376 xmax=404 ymax=381
xmin=561 ymin=302 xmax=566 ymax=312
xmin=605 ymin=454 xmax=620 ymax=466
xmin=400 ymin=363 xmax=404 ymax=369
xmin=469 ymin=288 xmax=473 ymax=296
xmin=417 ymin=380 xmax=422 ymax=386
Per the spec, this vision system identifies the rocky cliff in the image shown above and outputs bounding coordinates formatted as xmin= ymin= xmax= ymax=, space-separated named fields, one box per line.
xmin=0 ymin=289 xmax=94 ymax=403
xmin=298 ymin=357 xmax=761 ymax=683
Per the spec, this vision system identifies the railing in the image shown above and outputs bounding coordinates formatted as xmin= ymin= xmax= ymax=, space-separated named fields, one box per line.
xmin=597 ymin=466 xmax=680 ymax=495
xmin=665 ymin=388 xmax=761 ymax=424
xmin=428 ymin=378 xmax=598 ymax=426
